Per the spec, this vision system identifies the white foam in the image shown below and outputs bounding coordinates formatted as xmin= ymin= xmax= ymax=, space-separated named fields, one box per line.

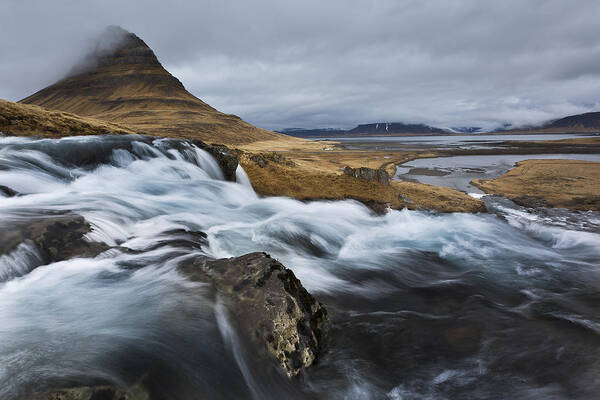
xmin=468 ymin=192 xmax=485 ymax=199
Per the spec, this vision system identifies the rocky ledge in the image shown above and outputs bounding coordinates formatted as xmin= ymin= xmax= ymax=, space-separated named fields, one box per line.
xmin=343 ymin=166 xmax=390 ymax=185
xmin=180 ymin=252 xmax=328 ymax=377
xmin=196 ymin=141 xmax=239 ymax=181
xmin=0 ymin=213 xmax=108 ymax=270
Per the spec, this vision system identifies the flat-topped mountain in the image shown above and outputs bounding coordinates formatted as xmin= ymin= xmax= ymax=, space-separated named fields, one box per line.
xmin=19 ymin=26 xmax=283 ymax=144
xmin=347 ymin=122 xmax=446 ymax=135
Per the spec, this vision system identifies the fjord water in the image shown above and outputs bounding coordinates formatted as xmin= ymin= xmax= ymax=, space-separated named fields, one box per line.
xmin=315 ymin=133 xmax=599 ymax=150
xmin=395 ymin=153 xmax=600 ymax=193
xmin=0 ymin=136 xmax=599 ymax=399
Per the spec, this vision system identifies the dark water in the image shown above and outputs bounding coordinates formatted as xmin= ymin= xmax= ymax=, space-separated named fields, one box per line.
xmin=395 ymin=153 xmax=600 ymax=193
xmin=1 ymin=136 xmax=599 ymax=399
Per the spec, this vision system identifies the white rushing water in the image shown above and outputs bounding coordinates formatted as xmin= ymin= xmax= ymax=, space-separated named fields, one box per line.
xmin=0 ymin=135 xmax=599 ymax=399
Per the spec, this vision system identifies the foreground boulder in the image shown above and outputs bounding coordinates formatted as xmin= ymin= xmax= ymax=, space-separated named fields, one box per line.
xmin=343 ymin=166 xmax=390 ymax=185
xmin=180 ymin=252 xmax=328 ymax=377
xmin=27 ymin=252 xmax=326 ymax=398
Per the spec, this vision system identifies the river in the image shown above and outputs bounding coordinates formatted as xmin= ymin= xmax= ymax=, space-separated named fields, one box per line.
xmin=0 ymin=135 xmax=599 ymax=399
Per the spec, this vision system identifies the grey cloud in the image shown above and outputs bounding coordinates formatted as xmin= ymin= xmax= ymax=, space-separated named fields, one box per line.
xmin=1 ymin=0 xmax=600 ymax=130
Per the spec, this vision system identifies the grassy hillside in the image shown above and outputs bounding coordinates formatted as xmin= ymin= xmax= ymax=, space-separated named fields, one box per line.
xmin=472 ymin=159 xmax=600 ymax=210
xmin=0 ymin=99 xmax=135 ymax=137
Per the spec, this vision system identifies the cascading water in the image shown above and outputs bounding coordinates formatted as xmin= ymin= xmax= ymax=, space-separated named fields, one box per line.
xmin=0 ymin=135 xmax=599 ymax=399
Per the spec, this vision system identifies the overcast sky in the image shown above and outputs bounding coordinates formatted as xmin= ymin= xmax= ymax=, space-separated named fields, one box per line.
xmin=2 ymin=0 xmax=600 ymax=130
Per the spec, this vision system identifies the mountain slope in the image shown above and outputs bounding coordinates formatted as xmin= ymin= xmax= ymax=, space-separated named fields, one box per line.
xmin=19 ymin=26 xmax=284 ymax=145
xmin=544 ymin=112 xmax=600 ymax=131
xmin=497 ymin=111 xmax=600 ymax=134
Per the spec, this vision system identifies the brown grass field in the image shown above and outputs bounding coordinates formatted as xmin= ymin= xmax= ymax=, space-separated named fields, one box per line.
xmin=0 ymin=99 xmax=135 ymax=137
xmin=472 ymin=159 xmax=600 ymax=210
xmin=240 ymin=152 xmax=486 ymax=213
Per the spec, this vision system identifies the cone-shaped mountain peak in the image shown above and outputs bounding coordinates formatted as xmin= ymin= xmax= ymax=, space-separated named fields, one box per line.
xmin=69 ymin=25 xmax=163 ymax=75
xmin=20 ymin=26 xmax=283 ymax=144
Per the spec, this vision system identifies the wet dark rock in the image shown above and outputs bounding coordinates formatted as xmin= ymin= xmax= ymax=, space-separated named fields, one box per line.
xmin=343 ymin=166 xmax=390 ymax=185
xmin=186 ymin=139 xmax=239 ymax=181
xmin=204 ymin=144 xmax=239 ymax=181
xmin=30 ymin=385 xmax=148 ymax=400
xmin=0 ymin=213 xmax=108 ymax=263
xmin=356 ymin=199 xmax=390 ymax=215
xmin=3 ymin=134 xmax=240 ymax=183
xmin=512 ymin=195 xmax=554 ymax=208
xmin=569 ymin=195 xmax=600 ymax=208
xmin=4 ymin=135 xmax=150 ymax=170
xmin=0 ymin=184 xmax=18 ymax=197
xmin=144 ymin=229 xmax=208 ymax=251
xmin=180 ymin=252 xmax=327 ymax=377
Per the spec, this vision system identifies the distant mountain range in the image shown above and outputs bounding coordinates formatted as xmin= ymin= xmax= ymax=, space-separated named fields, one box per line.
xmin=279 ymin=123 xmax=484 ymax=137
xmin=280 ymin=112 xmax=600 ymax=138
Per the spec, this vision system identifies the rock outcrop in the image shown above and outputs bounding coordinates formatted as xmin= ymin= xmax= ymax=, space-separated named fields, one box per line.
xmin=30 ymin=385 xmax=148 ymax=400
xmin=0 ymin=213 xmax=108 ymax=265
xmin=249 ymin=153 xmax=296 ymax=168
xmin=159 ymin=138 xmax=239 ymax=181
xmin=180 ymin=252 xmax=327 ymax=377
xmin=343 ymin=166 xmax=390 ymax=185
xmin=202 ymin=143 xmax=239 ymax=181
xmin=511 ymin=195 xmax=554 ymax=208
xmin=250 ymin=154 xmax=269 ymax=168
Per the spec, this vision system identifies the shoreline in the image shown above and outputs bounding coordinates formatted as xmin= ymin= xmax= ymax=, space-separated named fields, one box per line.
xmin=238 ymin=134 xmax=600 ymax=213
